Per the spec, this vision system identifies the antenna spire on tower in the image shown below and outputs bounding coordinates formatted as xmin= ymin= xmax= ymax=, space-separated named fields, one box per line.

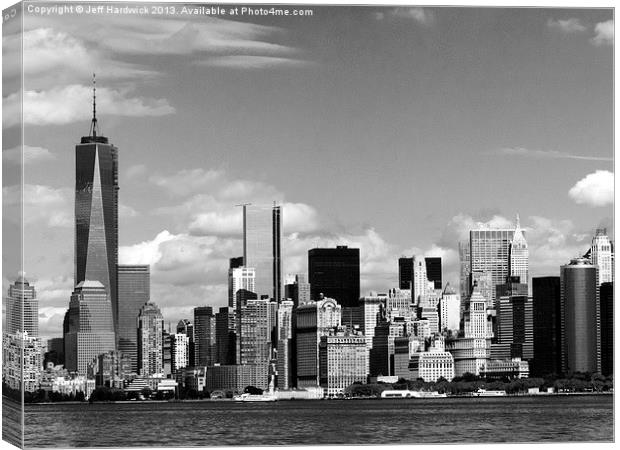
xmin=90 ymin=73 xmax=99 ymax=138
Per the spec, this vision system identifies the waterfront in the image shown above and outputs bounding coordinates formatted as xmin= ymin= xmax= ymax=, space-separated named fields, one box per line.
xmin=21 ymin=395 xmax=612 ymax=447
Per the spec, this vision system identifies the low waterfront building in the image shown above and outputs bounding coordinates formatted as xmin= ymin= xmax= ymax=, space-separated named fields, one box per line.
xmin=205 ymin=364 xmax=257 ymax=394
xmin=318 ymin=328 xmax=367 ymax=397
xmin=480 ymin=358 xmax=529 ymax=380
xmin=40 ymin=364 xmax=96 ymax=399
xmin=2 ymin=331 xmax=43 ymax=393
xmin=88 ymin=350 xmax=133 ymax=388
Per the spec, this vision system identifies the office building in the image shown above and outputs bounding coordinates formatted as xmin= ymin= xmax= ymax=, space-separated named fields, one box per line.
xmin=407 ymin=339 xmax=455 ymax=383
xmin=117 ymin=265 xmax=150 ymax=372
xmin=398 ymin=257 xmax=413 ymax=290
xmin=560 ymin=258 xmax=600 ymax=374
xmin=296 ymin=297 xmax=342 ymax=387
xmin=412 ymin=256 xmax=431 ymax=304
xmin=481 ymin=358 xmax=529 ymax=379
xmin=491 ymin=294 xmax=533 ymax=361
xmin=590 ymin=229 xmax=613 ymax=285
xmin=531 ymin=277 xmax=562 ymax=377
xmin=228 ymin=266 xmax=255 ymax=310
xmin=229 ymin=256 xmax=244 ymax=270
xmin=89 ymin=350 xmax=132 ymax=388
xmin=599 ymin=282 xmax=613 ymax=376
xmin=459 ymin=242 xmax=471 ymax=299
xmin=176 ymin=319 xmax=195 ymax=367
xmin=284 ymin=273 xmax=311 ymax=307
xmin=308 ymin=246 xmax=360 ymax=307
xmin=75 ymin=93 xmax=119 ymax=333
xmin=2 ymin=331 xmax=42 ymax=393
xmin=137 ymin=302 xmax=164 ymax=377
xmin=243 ymin=204 xmax=282 ymax=301
xmin=319 ymin=328 xmax=367 ymax=396
xmin=64 ymin=281 xmax=116 ymax=376
xmin=45 ymin=338 xmax=65 ymax=366
xmin=277 ymin=300 xmax=295 ymax=389
xmin=425 ymin=257 xmax=442 ymax=290
xmin=5 ymin=274 xmax=38 ymax=336
xmin=171 ymin=333 xmax=190 ymax=374
xmin=509 ymin=215 xmax=529 ymax=286
xmin=162 ymin=330 xmax=172 ymax=377
xmin=439 ymin=285 xmax=460 ymax=332
xmin=194 ymin=307 xmax=216 ymax=367
xmin=215 ymin=306 xmax=236 ymax=365
xmin=237 ymin=297 xmax=271 ymax=389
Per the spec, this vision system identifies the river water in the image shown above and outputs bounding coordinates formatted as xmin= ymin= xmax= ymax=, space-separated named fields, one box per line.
xmin=16 ymin=395 xmax=613 ymax=447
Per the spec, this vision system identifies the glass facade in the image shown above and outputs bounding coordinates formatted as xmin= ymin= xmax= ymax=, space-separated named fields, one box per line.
xmin=6 ymin=275 xmax=38 ymax=336
xmin=137 ymin=302 xmax=164 ymax=377
xmin=117 ymin=265 xmax=150 ymax=372
xmin=469 ymin=229 xmax=514 ymax=305
xmin=308 ymin=246 xmax=360 ymax=307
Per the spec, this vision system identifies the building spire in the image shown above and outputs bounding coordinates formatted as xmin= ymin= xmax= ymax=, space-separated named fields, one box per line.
xmin=90 ymin=73 xmax=99 ymax=138
xmin=515 ymin=213 xmax=521 ymax=230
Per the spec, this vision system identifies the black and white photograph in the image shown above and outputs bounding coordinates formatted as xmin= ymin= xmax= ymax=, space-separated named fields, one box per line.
xmin=1 ymin=1 xmax=615 ymax=448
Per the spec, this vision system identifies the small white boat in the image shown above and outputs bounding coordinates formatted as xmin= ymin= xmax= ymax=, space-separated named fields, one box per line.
xmin=472 ymin=388 xmax=506 ymax=397
xmin=233 ymin=392 xmax=277 ymax=402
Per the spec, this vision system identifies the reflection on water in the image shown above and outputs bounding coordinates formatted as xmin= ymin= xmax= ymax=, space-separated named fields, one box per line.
xmin=2 ymin=397 xmax=23 ymax=448
xmin=24 ymin=395 xmax=613 ymax=447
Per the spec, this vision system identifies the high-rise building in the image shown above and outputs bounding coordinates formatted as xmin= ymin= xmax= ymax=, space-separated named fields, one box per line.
xmin=319 ymin=329 xmax=367 ymax=396
xmin=398 ymin=257 xmax=413 ymax=290
xmin=243 ymin=204 xmax=282 ymax=301
xmin=531 ymin=277 xmax=562 ymax=377
xmin=439 ymin=285 xmax=460 ymax=332
xmin=459 ymin=242 xmax=471 ymax=299
xmin=491 ymin=295 xmax=533 ymax=362
xmin=237 ymin=297 xmax=271 ymax=389
xmin=276 ymin=300 xmax=295 ymax=389
xmin=75 ymin=90 xmax=119 ymax=333
xmin=590 ymin=228 xmax=613 ymax=285
xmin=194 ymin=307 xmax=216 ymax=367
xmin=171 ymin=333 xmax=190 ymax=374
xmin=117 ymin=265 xmax=150 ymax=372
xmin=5 ymin=274 xmax=38 ymax=336
xmin=3 ymin=332 xmax=43 ymax=393
xmin=284 ymin=273 xmax=311 ymax=307
xmin=509 ymin=215 xmax=529 ymax=286
xmin=295 ymin=297 xmax=342 ymax=387
xmin=137 ymin=302 xmax=164 ymax=377
xmin=64 ymin=281 xmax=116 ymax=376
xmin=308 ymin=246 xmax=360 ymax=307
xmin=176 ymin=319 xmax=195 ymax=367
xmin=560 ymin=258 xmax=600 ymax=374
xmin=425 ymin=257 xmax=442 ymax=290
xmin=469 ymin=227 xmax=515 ymax=305
xmin=229 ymin=256 xmax=244 ymax=270
xmin=215 ymin=306 xmax=236 ymax=365
xmin=228 ymin=267 xmax=255 ymax=310
xmin=599 ymin=282 xmax=613 ymax=376
xmin=412 ymin=256 xmax=430 ymax=304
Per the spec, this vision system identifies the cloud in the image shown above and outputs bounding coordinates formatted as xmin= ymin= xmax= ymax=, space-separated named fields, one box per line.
xmin=149 ymin=168 xmax=226 ymax=197
xmin=119 ymin=203 xmax=139 ymax=219
xmin=547 ymin=18 xmax=587 ymax=33
xmin=375 ymin=7 xmax=434 ymax=25
xmin=3 ymin=84 xmax=175 ymax=128
xmin=488 ymin=147 xmax=612 ymax=162
xmin=195 ymin=55 xmax=312 ymax=70
xmin=591 ymin=20 xmax=613 ymax=46
xmin=3 ymin=184 xmax=72 ymax=228
xmin=3 ymin=145 xmax=55 ymax=165
xmin=568 ymin=170 xmax=614 ymax=207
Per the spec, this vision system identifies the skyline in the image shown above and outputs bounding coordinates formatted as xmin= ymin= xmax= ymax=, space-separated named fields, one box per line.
xmin=1 ymin=4 xmax=614 ymax=341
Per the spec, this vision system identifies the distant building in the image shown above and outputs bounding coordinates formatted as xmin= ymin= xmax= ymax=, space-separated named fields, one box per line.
xmin=215 ymin=306 xmax=236 ymax=365
xmin=176 ymin=319 xmax=195 ymax=368
xmin=171 ymin=333 xmax=190 ymax=374
xmin=64 ymin=281 xmax=116 ymax=376
xmin=590 ymin=228 xmax=613 ymax=285
xmin=137 ymin=302 xmax=164 ymax=377
xmin=205 ymin=364 xmax=257 ymax=394
xmin=439 ymin=285 xmax=460 ymax=332
xmin=491 ymin=294 xmax=533 ymax=362
xmin=5 ymin=274 xmax=38 ymax=336
xmin=228 ymin=267 xmax=255 ymax=310
xmin=194 ymin=307 xmax=216 ymax=367
xmin=599 ymin=282 xmax=613 ymax=377
xmin=407 ymin=338 xmax=455 ymax=382
xmin=531 ymin=277 xmax=562 ymax=377
xmin=425 ymin=257 xmax=442 ymax=290
xmin=319 ymin=328 xmax=367 ymax=396
xmin=295 ymin=297 xmax=342 ymax=387
xmin=3 ymin=332 xmax=42 ymax=393
xmin=509 ymin=216 xmax=529 ymax=287
xmin=45 ymin=337 xmax=65 ymax=366
xmin=481 ymin=358 xmax=529 ymax=380
xmin=237 ymin=297 xmax=271 ymax=389
xmin=360 ymin=294 xmax=386 ymax=375
xmin=284 ymin=273 xmax=311 ymax=307
xmin=398 ymin=257 xmax=414 ymax=290
xmin=560 ymin=258 xmax=600 ymax=374
xmin=89 ymin=350 xmax=132 ymax=388
xmin=117 ymin=265 xmax=150 ymax=372
xmin=308 ymin=246 xmax=360 ymax=307
xmin=459 ymin=242 xmax=471 ymax=299
xmin=412 ymin=256 xmax=431 ymax=304
xmin=276 ymin=300 xmax=295 ymax=389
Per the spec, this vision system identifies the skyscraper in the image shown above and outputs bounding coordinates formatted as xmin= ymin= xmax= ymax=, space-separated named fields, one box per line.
xmin=215 ymin=306 xmax=237 ymax=365
xmin=176 ymin=319 xmax=195 ymax=367
xmin=243 ymin=204 xmax=282 ymax=301
xmin=137 ymin=302 xmax=164 ymax=377
xmin=458 ymin=241 xmax=471 ymax=298
xmin=590 ymin=228 xmax=613 ymax=285
xmin=469 ymin=227 xmax=515 ymax=305
xmin=5 ymin=274 xmax=38 ymax=336
xmin=398 ymin=257 xmax=413 ymax=290
xmin=560 ymin=258 xmax=600 ymax=374
xmin=64 ymin=281 xmax=116 ymax=376
xmin=117 ymin=265 xmax=150 ymax=372
xmin=531 ymin=277 xmax=562 ymax=377
xmin=276 ymin=300 xmax=295 ymax=389
xmin=509 ymin=216 xmax=529 ymax=285
xmin=412 ymin=256 xmax=430 ymax=304
xmin=228 ymin=266 xmax=255 ymax=310
xmin=308 ymin=246 xmax=360 ymax=307
xmin=194 ymin=306 xmax=216 ymax=366
xmin=75 ymin=84 xmax=119 ymax=335
xmin=425 ymin=257 xmax=442 ymax=290
xmin=599 ymin=282 xmax=613 ymax=376
xmin=237 ymin=297 xmax=271 ymax=389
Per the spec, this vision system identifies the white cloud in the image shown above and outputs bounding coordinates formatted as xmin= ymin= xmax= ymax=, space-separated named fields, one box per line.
xmin=376 ymin=7 xmax=434 ymax=25
xmin=118 ymin=230 xmax=176 ymax=266
xmin=149 ymin=168 xmax=225 ymax=197
xmin=3 ymin=184 xmax=72 ymax=228
xmin=591 ymin=20 xmax=614 ymax=46
xmin=547 ymin=18 xmax=587 ymax=33
xmin=196 ymin=55 xmax=312 ymax=70
xmin=489 ymin=147 xmax=611 ymax=162
xmin=568 ymin=170 xmax=614 ymax=207
xmin=119 ymin=203 xmax=139 ymax=219
xmin=3 ymin=145 xmax=55 ymax=165
xmin=4 ymin=85 xmax=175 ymax=128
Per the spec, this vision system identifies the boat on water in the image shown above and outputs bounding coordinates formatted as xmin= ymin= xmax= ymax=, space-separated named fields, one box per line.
xmin=233 ymin=374 xmax=278 ymax=402
xmin=380 ymin=390 xmax=447 ymax=399
xmin=472 ymin=389 xmax=506 ymax=397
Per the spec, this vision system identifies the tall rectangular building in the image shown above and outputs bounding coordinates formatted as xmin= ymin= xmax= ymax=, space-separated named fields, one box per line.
xmin=425 ymin=257 xmax=442 ymax=290
xmin=459 ymin=241 xmax=471 ymax=299
xmin=243 ymin=204 xmax=282 ymax=301
xmin=117 ymin=265 xmax=150 ymax=372
xmin=308 ymin=246 xmax=360 ymax=307
xmin=215 ymin=306 xmax=236 ymax=365
xmin=237 ymin=297 xmax=271 ymax=389
xmin=137 ymin=302 xmax=164 ymax=377
xmin=599 ymin=282 xmax=613 ymax=376
xmin=398 ymin=257 xmax=413 ymax=290
xmin=194 ymin=307 xmax=216 ymax=367
xmin=75 ymin=113 xmax=119 ymax=334
xmin=531 ymin=277 xmax=562 ymax=377
xmin=5 ymin=275 xmax=38 ymax=336
xmin=590 ymin=228 xmax=613 ymax=285
xmin=469 ymin=228 xmax=514 ymax=305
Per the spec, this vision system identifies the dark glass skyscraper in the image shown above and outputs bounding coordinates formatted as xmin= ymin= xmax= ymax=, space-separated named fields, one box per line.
xmin=308 ymin=246 xmax=360 ymax=307
xmin=424 ymin=257 xmax=442 ymax=290
xmin=75 ymin=89 xmax=119 ymax=333
xmin=532 ymin=277 xmax=562 ymax=377
xmin=599 ymin=282 xmax=613 ymax=376
xmin=194 ymin=306 xmax=216 ymax=366
xmin=117 ymin=265 xmax=150 ymax=372
xmin=398 ymin=257 xmax=413 ymax=290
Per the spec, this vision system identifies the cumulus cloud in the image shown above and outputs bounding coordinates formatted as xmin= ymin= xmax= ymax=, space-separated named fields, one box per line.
xmin=489 ymin=147 xmax=611 ymax=162
xmin=547 ymin=18 xmax=587 ymax=33
xmin=3 ymin=145 xmax=55 ymax=165
xmin=375 ymin=7 xmax=434 ymax=25
xmin=3 ymin=184 xmax=72 ymax=227
xmin=591 ymin=20 xmax=614 ymax=46
xmin=568 ymin=170 xmax=614 ymax=207
xmin=195 ymin=55 xmax=312 ymax=70
xmin=3 ymin=85 xmax=175 ymax=128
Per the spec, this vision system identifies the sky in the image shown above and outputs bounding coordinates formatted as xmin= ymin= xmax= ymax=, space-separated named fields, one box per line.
xmin=1 ymin=3 xmax=614 ymax=341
